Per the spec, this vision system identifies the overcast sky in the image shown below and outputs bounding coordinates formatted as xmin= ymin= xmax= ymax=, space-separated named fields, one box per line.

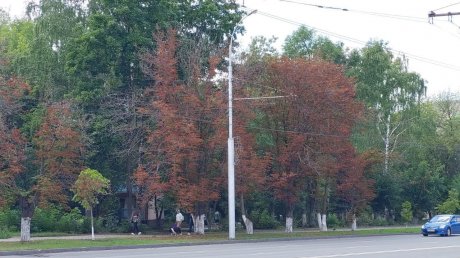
xmin=237 ymin=0 xmax=460 ymax=97
xmin=1 ymin=0 xmax=459 ymax=97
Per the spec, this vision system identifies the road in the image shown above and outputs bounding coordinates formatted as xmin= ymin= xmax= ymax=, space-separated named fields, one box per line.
xmin=3 ymin=234 xmax=460 ymax=258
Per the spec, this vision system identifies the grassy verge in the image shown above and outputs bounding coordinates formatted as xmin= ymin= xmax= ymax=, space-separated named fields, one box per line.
xmin=0 ymin=227 xmax=420 ymax=252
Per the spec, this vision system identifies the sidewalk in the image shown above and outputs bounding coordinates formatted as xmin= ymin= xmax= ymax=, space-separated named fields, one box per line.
xmin=0 ymin=233 xmax=133 ymax=242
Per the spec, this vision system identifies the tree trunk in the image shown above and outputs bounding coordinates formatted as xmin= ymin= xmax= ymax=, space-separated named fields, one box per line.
xmin=20 ymin=217 xmax=31 ymax=242
xmin=90 ymin=207 xmax=95 ymax=240
xmin=242 ymin=215 xmax=254 ymax=234
xmin=302 ymin=213 xmax=307 ymax=228
xmin=321 ymin=214 xmax=328 ymax=231
xmin=19 ymin=196 xmax=35 ymax=242
xmin=194 ymin=214 xmax=206 ymax=235
xmin=351 ymin=213 xmax=357 ymax=231
xmin=383 ymin=114 xmax=391 ymax=175
xmin=285 ymin=209 xmax=294 ymax=233
xmin=317 ymin=212 xmax=322 ymax=231
xmin=285 ymin=216 xmax=293 ymax=233
xmin=240 ymin=193 xmax=253 ymax=234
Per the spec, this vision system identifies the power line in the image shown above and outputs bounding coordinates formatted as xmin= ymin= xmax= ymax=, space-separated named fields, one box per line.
xmin=432 ymin=1 xmax=460 ymax=12
xmin=243 ymin=8 xmax=460 ymax=71
xmin=279 ymin=0 xmax=427 ymax=23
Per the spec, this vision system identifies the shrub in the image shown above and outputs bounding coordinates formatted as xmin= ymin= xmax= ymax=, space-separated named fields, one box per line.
xmin=250 ymin=210 xmax=280 ymax=229
xmin=32 ymin=207 xmax=61 ymax=232
xmin=327 ymin=213 xmax=343 ymax=228
xmin=0 ymin=208 xmax=20 ymax=231
xmin=0 ymin=227 xmax=12 ymax=239
xmin=56 ymin=208 xmax=85 ymax=233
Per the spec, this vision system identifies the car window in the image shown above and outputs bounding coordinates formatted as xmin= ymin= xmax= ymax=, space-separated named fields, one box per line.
xmin=430 ymin=215 xmax=452 ymax=223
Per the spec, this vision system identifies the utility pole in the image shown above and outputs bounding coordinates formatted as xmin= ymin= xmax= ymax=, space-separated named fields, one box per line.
xmin=428 ymin=11 xmax=460 ymax=24
xmin=228 ymin=9 xmax=257 ymax=240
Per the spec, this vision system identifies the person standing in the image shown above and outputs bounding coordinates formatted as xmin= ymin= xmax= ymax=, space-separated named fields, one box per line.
xmin=131 ymin=211 xmax=141 ymax=235
xmin=176 ymin=209 xmax=184 ymax=227
xmin=187 ymin=214 xmax=194 ymax=235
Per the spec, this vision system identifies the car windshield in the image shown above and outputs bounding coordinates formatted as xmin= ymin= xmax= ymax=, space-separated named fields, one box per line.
xmin=430 ymin=215 xmax=452 ymax=223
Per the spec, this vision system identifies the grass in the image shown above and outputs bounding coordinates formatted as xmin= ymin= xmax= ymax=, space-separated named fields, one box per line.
xmin=0 ymin=227 xmax=420 ymax=252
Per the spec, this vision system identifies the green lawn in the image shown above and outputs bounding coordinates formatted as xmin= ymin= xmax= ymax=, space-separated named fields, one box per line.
xmin=0 ymin=227 xmax=421 ymax=252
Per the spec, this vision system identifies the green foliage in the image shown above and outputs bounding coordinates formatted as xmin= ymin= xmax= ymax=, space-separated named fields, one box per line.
xmin=56 ymin=208 xmax=86 ymax=233
xmin=400 ymin=201 xmax=413 ymax=224
xmin=0 ymin=208 xmax=20 ymax=231
xmin=436 ymin=189 xmax=460 ymax=214
xmin=326 ymin=214 xmax=343 ymax=228
xmin=72 ymin=168 xmax=110 ymax=210
xmin=283 ymin=26 xmax=345 ymax=63
xmin=0 ymin=226 xmax=12 ymax=239
xmin=250 ymin=209 xmax=280 ymax=229
xmin=32 ymin=207 xmax=61 ymax=232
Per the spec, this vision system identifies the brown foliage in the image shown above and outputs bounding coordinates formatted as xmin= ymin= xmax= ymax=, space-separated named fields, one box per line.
xmin=0 ymin=76 xmax=29 ymax=207
xmin=33 ymin=101 xmax=84 ymax=207
xmin=238 ymin=57 xmax=364 ymax=213
xmin=137 ymin=29 xmax=229 ymax=214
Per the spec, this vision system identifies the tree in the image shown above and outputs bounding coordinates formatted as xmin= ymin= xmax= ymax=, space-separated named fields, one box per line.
xmin=238 ymin=57 xmax=362 ymax=232
xmin=283 ymin=26 xmax=346 ymax=64
xmin=436 ymin=189 xmax=460 ymax=214
xmin=350 ymin=41 xmax=426 ymax=176
xmin=136 ymin=29 xmax=228 ymax=234
xmin=400 ymin=201 xmax=413 ymax=225
xmin=72 ymin=168 xmax=110 ymax=240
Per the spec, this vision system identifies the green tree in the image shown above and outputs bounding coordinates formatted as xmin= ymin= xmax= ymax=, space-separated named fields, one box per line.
xmin=72 ymin=168 xmax=110 ymax=240
xmin=436 ymin=189 xmax=460 ymax=214
xmin=400 ymin=201 xmax=413 ymax=225
xmin=283 ymin=26 xmax=346 ymax=64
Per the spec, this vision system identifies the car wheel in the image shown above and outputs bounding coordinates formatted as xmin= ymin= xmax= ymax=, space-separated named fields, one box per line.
xmin=422 ymin=233 xmax=428 ymax=236
xmin=446 ymin=228 xmax=451 ymax=237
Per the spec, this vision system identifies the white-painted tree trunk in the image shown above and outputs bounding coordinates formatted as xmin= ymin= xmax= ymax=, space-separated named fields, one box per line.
xmin=90 ymin=207 xmax=95 ymax=240
xmin=317 ymin=213 xmax=322 ymax=231
xmin=194 ymin=214 xmax=206 ymax=235
xmin=351 ymin=213 xmax=357 ymax=231
xmin=20 ymin=217 xmax=31 ymax=242
xmin=242 ymin=215 xmax=254 ymax=234
xmin=285 ymin=216 xmax=293 ymax=233
xmin=321 ymin=214 xmax=328 ymax=231
xmin=302 ymin=213 xmax=307 ymax=227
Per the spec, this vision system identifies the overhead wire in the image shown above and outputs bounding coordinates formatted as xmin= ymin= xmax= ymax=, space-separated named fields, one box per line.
xmin=432 ymin=1 xmax=460 ymax=12
xmin=279 ymin=0 xmax=427 ymax=23
xmin=242 ymin=7 xmax=460 ymax=71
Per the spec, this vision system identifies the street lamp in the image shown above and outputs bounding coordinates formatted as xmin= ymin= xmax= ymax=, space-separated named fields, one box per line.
xmin=228 ymin=9 xmax=256 ymax=240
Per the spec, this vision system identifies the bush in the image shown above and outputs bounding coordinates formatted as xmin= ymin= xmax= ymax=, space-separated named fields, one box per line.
xmin=0 ymin=227 xmax=12 ymax=239
xmin=32 ymin=207 xmax=61 ymax=232
xmin=56 ymin=208 xmax=86 ymax=233
xmin=250 ymin=210 xmax=280 ymax=229
xmin=327 ymin=213 xmax=343 ymax=228
xmin=0 ymin=208 xmax=20 ymax=231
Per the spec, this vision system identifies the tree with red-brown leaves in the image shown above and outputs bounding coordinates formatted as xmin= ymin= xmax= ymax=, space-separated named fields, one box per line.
xmin=0 ymin=75 xmax=84 ymax=241
xmin=232 ymin=97 xmax=271 ymax=234
xmin=137 ymin=29 xmax=228 ymax=234
xmin=336 ymin=152 xmax=375 ymax=231
xmin=238 ymin=57 xmax=363 ymax=232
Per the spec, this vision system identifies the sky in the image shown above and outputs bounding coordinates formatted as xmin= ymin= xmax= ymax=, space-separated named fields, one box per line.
xmin=236 ymin=0 xmax=460 ymax=97
xmin=1 ymin=0 xmax=459 ymax=97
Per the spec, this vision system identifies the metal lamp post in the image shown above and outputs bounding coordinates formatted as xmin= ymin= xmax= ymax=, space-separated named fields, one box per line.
xmin=228 ymin=9 xmax=256 ymax=240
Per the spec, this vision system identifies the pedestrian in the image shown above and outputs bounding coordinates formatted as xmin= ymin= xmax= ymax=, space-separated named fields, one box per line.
xmin=131 ymin=211 xmax=141 ymax=235
xmin=188 ymin=214 xmax=194 ymax=235
xmin=176 ymin=209 xmax=184 ymax=227
xmin=170 ymin=222 xmax=182 ymax=235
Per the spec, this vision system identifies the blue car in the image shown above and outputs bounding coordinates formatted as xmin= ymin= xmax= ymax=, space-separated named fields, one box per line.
xmin=421 ymin=214 xmax=460 ymax=236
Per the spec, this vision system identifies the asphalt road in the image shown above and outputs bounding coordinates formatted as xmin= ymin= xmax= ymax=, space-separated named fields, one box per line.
xmin=4 ymin=234 xmax=460 ymax=258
